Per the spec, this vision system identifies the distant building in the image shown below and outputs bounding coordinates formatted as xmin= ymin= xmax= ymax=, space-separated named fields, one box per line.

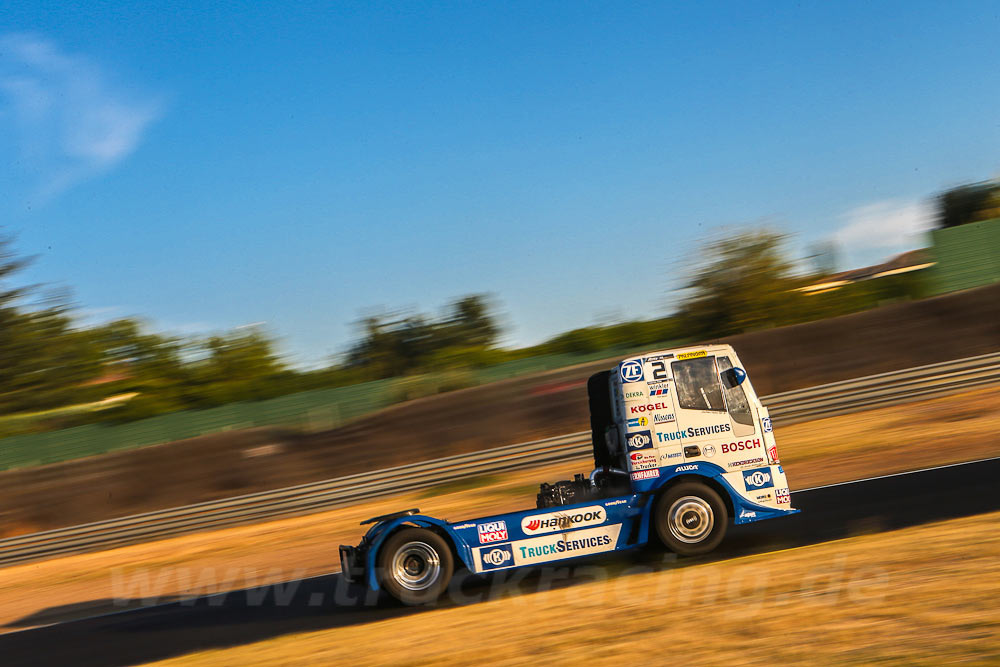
xmin=795 ymin=249 xmax=934 ymax=295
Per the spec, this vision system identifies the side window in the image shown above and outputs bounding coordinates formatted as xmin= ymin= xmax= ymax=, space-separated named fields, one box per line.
xmin=671 ymin=357 xmax=725 ymax=411
xmin=718 ymin=356 xmax=754 ymax=429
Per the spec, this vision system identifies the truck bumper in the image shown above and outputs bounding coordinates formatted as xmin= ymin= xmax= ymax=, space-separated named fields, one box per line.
xmin=339 ymin=544 xmax=364 ymax=583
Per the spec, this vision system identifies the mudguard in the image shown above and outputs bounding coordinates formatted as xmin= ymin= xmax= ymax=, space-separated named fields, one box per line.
xmin=360 ymin=514 xmax=476 ymax=591
xmin=641 ymin=461 xmax=800 ymax=524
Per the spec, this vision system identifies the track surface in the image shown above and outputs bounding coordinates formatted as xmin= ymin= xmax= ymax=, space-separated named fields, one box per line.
xmin=2 ymin=457 xmax=998 ymax=667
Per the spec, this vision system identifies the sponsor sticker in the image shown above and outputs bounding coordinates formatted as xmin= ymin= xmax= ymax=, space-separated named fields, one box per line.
xmin=629 ymin=402 xmax=671 ymax=414
xmin=677 ymin=350 xmax=707 ymax=360
xmin=643 ymin=353 xmax=674 ymax=363
xmin=624 ymin=390 xmax=644 ymax=400
xmin=477 ymin=520 xmax=508 ymax=544
xmin=776 ymin=487 xmax=790 ymax=504
xmin=512 ymin=525 xmax=622 ymax=565
xmin=629 ymin=450 xmax=658 ymax=471
xmin=626 ymin=416 xmax=649 ymax=429
xmin=728 ymin=457 xmax=766 ymax=468
xmin=674 ymin=464 xmax=697 ymax=473
xmin=762 ymin=417 xmax=773 ymax=433
xmin=767 ymin=444 xmax=779 ymax=463
xmin=659 ymin=451 xmax=682 ymax=461
xmin=657 ymin=423 xmax=731 ymax=442
xmin=703 ymin=445 xmax=717 ymax=458
xmin=604 ymin=499 xmax=628 ymax=506
xmin=521 ymin=506 xmax=606 ymax=535
xmin=739 ymin=509 xmax=757 ymax=519
xmin=743 ymin=467 xmax=774 ymax=490
xmin=620 ymin=360 xmax=644 ymax=383
xmin=450 ymin=523 xmax=475 ymax=530
xmin=479 ymin=544 xmax=514 ymax=570
xmin=721 ymin=439 xmax=761 ymax=454
xmin=626 ymin=430 xmax=654 ymax=450
xmin=631 ymin=469 xmax=659 ymax=481
xmin=653 ymin=413 xmax=675 ymax=424
xmin=648 ymin=382 xmax=670 ymax=396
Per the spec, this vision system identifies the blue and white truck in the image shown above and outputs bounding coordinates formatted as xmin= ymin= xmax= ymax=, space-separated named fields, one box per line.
xmin=340 ymin=344 xmax=798 ymax=604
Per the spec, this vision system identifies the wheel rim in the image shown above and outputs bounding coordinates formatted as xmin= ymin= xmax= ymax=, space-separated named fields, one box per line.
xmin=391 ymin=541 xmax=441 ymax=591
xmin=667 ymin=495 xmax=714 ymax=544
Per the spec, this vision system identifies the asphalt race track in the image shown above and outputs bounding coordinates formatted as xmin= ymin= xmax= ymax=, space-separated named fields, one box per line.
xmin=2 ymin=457 xmax=998 ymax=667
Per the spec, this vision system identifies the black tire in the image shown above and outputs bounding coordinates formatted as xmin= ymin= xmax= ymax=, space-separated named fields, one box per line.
xmin=377 ymin=527 xmax=454 ymax=605
xmin=653 ymin=482 xmax=728 ymax=555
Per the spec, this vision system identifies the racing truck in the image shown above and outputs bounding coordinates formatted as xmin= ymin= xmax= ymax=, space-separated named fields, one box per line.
xmin=340 ymin=344 xmax=798 ymax=604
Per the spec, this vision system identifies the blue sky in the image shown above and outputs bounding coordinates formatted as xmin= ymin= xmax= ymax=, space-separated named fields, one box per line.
xmin=1 ymin=2 xmax=998 ymax=367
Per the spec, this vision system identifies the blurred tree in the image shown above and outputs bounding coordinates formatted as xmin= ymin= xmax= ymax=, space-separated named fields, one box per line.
xmin=677 ymin=229 xmax=805 ymax=338
xmin=936 ymin=180 xmax=1000 ymax=228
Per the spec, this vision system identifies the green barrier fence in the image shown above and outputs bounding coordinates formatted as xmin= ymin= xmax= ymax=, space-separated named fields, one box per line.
xmin=0 ymin=342 xmax=670 ymax=471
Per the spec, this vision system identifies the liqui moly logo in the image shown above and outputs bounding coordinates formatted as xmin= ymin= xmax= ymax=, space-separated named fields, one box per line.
xmin=477 ymin=520 xmax=508 ymax=544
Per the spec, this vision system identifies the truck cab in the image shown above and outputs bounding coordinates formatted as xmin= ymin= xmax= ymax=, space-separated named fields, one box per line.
xmin=340 ymin=344 xmax=798 ymax=604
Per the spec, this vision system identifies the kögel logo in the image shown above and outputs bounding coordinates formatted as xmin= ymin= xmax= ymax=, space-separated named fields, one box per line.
xmin=743 ymin=467 xmax=774 ymax=490
xmin=481 ymin=545 xmax=513 ymax=569
xmin=620 ymin=360 xmax=644 ymax=383
xmin=477 ymin=520 xmax=508 ymax=544
xmin=627 ymin=430 xmax=653 ymax=449
xmin=521 ymin=506 xmax=606 ymax=535
xmin=629 ymin=402 xmax=670 ymax=414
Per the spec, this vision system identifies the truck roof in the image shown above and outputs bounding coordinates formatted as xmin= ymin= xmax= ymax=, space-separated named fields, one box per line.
xmin=618 ymin=343 xmax=737 ymax=369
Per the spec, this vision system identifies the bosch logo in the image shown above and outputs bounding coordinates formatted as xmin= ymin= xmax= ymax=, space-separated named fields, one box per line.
xmin=703 ymin=445 xmax=716 ymax=457
xmin=721 ymin=439 xmax=761 ymax=453
xmin=620 ymin=361 xmax=644 ymax=383
xmin=627 ymin=431 xmax=652 ymax=449
xmin=483 ymin=547 xmax=512 ymax=566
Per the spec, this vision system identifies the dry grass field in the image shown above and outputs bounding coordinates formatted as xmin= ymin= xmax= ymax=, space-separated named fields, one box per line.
xmin=149 ymin=510 xmax=1000 ymax=666
xmin=1 ymin=386 xmax=998 ymax=635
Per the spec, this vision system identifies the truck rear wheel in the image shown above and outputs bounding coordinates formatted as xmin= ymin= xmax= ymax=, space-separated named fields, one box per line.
xmin=377 ymin=527 xmax=454 ymax=605
xmin=653 ymin=482 xmax=728 ymax=555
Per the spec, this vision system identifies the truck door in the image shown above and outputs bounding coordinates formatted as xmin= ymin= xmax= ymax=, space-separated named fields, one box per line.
xmin=668 ymin=353 xmax=733 ymax=452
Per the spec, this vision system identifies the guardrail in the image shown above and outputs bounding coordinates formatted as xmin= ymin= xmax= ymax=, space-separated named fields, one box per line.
xmin=2 ymin=352 xmax=999 ymax=567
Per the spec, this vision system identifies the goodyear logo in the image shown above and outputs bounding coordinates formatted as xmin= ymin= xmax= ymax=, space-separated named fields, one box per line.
xmin=677 ymin=350 xmax=707 ymax=360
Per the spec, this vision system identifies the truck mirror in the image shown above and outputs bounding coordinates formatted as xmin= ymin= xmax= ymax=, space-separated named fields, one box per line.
xmin=721 ymin=367 xmax=746 ymax=388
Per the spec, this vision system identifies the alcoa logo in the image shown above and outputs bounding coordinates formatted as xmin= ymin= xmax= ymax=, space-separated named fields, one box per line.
xmin=483 ymin=547 xmax=512 ymax=566
xmin=521 ymin=506 xmax=606 ymax=535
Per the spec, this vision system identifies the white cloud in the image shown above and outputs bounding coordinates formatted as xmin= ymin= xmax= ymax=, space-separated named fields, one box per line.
xmin=0 ymin=33 xmax=165 ymax=201
xmin=833 ymin=198 xmax=934 ymax=257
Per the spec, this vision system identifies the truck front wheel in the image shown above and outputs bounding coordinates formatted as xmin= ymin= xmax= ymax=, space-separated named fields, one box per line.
xmin=377 ymin=528 xmax=454 ymax=605
xmin=653 ymin=482 xmax=728 ymax=555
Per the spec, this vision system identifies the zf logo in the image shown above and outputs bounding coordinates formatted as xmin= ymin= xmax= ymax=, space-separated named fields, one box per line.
xmin=743 ymin=467 xmax=774 ymax=490
xmin=480 ymin=544 xmax=514 ymax=570
xmin=620 ymin=360 xmax=643 ymax=383
xmin=627 ymin=430 xmax=653 ymax=450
